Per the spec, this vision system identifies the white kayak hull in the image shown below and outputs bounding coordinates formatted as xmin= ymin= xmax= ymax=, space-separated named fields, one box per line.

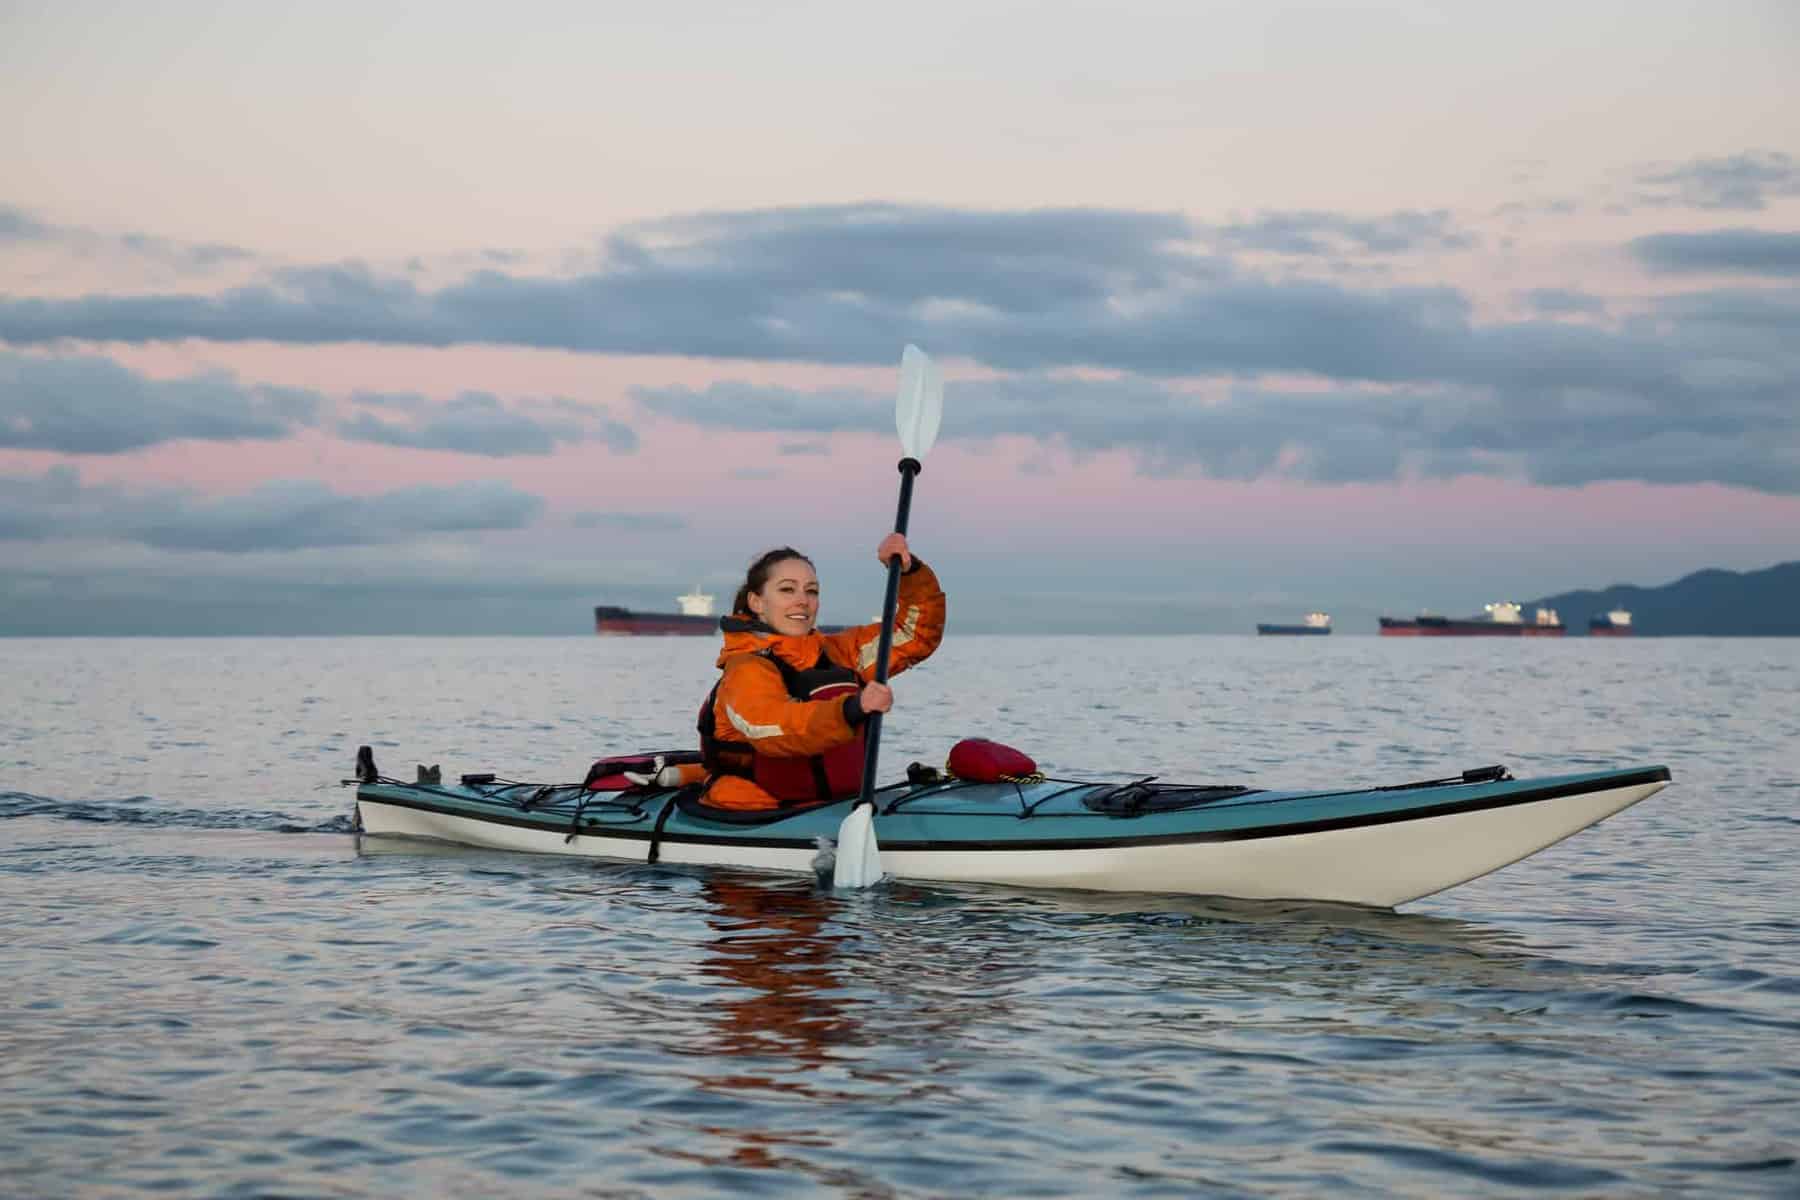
xmin=356 ymin=774 xmax=1666 ymax=907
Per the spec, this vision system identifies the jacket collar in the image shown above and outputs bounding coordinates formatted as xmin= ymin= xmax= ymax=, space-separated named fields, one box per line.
xmin=717 ymin=615 xmax=826 ymax=670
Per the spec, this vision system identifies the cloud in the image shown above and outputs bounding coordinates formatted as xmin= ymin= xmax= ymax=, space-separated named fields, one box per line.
xmin=1520 ymin=288 xmax=1607 ymax=316
xmin=0 ymin=200 xmax=1521 ymax=384
xmin=0 ymin=204 xmax=1435 ymax=377
xmin=1628 ymin=229 xmax=1800 ymax=277
xmin=0 ymin=350 xmax=644 ymax=461
xmin=592 ymin=417 xmax=639 ymax=453
xmin=0 ymin=205 xmax=54 ymax=240
xmin=0 ymin=203 xmax=252 ymax=270
xmin=1632 ymin=151 xmax=1800 ymax=212
xmin=338 ymin=389 xmax=638 ymax=456
xmin=636 ymin=381 xmax=888 ymax=433
xmin=1 ymin=205 xmax=1793 ymax=451
xmin=636 ymin=348 xmax=1800 ymax=494
xmin=117 ymin=233 xmax=253 ymax=269
xmin=0 ymin=465 xmax=543 ymax=551
xmin=1212 ymin=210 xmax=1477 ymax=256
xmin=349 ymin=389 xmax=429 ymax=412
xmin=0 ymin=351 xmax=321 ymax=453
xmin=1492 ymin=197 xmax=1581 ymax=223
xmin=1527 ymin=429 xmax=1800 ymax=495
xmin=571 ymin=510 xmax=689 ymax=531
xmin=1652 ymin=286 xmax=1800 ymax=332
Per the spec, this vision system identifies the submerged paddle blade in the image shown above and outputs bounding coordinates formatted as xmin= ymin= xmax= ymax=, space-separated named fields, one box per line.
xmin=896 ymin=344 xmax=943 ymax=461
xmin=831 ymin=803 xmax=883 ymax=888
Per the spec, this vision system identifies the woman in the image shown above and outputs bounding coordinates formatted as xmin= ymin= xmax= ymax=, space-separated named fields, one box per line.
xmin=698 ymin=533 xmax=946 ymax=811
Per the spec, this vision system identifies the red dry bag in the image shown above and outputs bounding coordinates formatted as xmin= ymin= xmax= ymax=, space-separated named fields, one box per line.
xmin=945 ymin=738 xmax=1039 ymax=783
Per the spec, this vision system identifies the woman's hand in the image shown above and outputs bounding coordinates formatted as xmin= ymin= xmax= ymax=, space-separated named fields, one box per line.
xmin=859 ymin=681 xmax=894 ymax=714
xmin=876 ymin=532 xmax=913 ymax=571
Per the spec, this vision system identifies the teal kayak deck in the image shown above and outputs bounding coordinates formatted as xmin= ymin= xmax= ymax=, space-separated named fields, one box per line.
xmin=355 ymin=764 xmax=1672 ymax=852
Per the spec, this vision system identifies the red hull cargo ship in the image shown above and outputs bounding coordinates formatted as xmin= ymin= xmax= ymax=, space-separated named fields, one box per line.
xmin=595 ymin=589 xmax=848 ymax=636
xmin=594 ymin=606 xmax=720 ymax=636
xmin=1379 ymin=602 xmax=1566 ymax=637
xmin=596 ymin=588 xmax=720 ymax=636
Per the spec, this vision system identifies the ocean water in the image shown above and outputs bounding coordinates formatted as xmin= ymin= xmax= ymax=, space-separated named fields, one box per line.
xmin=2 ymin=634 xmax=1796 ymax=1198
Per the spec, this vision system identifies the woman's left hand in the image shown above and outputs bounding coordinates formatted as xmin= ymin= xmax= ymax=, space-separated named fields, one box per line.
xmin=876 ymin=532 xmax=912 ymax=572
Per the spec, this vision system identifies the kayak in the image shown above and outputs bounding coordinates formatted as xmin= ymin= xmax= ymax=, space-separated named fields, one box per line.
xmin=350 ymin=751 xmax=1671 ymax=907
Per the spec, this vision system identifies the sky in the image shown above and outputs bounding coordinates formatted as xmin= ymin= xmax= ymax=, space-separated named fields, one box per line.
xmin=2 ymin=0 xmax=1798 ymax=634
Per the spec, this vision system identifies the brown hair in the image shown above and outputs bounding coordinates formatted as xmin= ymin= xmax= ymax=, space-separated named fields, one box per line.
xmin=733 ymin=547 xmax=815 ymax=617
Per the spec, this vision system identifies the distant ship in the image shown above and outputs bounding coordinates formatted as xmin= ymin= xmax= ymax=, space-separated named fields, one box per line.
xmin=1587 ymin=608 xmax=1634 ymax=636
xmin=1257 ymin=611 xmax=1332 ymax=636
xmin=1379 ymin=602 xmax=1567 ymax=637
xmin=595 ymin=587 xmax=721 ymax=636
xmin=594 ymin=588 xmax=850 ymax=636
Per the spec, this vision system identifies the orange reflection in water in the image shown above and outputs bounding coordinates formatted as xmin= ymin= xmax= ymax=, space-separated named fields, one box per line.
xmin=695 ymin=873 xmax=860 ymax=1081
xmin=656 ymin=874 xmax=862 ymax=1176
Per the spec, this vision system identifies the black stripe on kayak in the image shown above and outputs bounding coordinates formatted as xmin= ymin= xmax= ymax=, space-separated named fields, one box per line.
xmin=356 ymin=766 xmax=1669 ymax=853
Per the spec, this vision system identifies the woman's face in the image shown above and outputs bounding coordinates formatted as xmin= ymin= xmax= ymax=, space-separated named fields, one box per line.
xmin=748 ymin=558 xmax=820 ymax=635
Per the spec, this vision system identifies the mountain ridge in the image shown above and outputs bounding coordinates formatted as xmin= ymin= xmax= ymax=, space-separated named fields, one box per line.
xmin=1530 ymin=560 xmax=1800 ymax=636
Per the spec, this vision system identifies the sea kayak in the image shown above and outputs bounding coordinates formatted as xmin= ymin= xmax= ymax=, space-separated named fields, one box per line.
xmin=350 ymin=752 xmax=1670 ymax=907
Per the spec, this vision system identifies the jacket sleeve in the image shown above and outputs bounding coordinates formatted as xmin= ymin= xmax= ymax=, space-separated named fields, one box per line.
xmin=824 ymin=558 xmax=947 ymax=683
xmin=713 ymin=654 xmax=860 ymax=758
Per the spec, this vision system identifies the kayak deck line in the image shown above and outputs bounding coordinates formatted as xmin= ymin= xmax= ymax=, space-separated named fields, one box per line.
xmin=349 ymin=754 xmax=1672 ymax=905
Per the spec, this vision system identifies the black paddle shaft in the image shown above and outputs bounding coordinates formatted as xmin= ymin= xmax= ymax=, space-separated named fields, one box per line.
xmin=853 ymin=456 xmax=921 ymax=810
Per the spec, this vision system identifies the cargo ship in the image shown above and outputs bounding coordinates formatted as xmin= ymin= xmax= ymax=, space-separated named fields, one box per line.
xmin=1379 ymin=602 xmax=1566 ymax=637
xmin=1257 ymin=611 xmax=1332 ymax=636
xmin=594 ymin=588 xmax=851 ymax=636
xmin=1587 ymin=608 xmax=1633 ymax=636
xmin=594 ymin=588 xmax=721 ymax=636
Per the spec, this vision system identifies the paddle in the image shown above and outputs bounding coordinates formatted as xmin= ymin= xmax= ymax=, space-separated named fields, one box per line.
xmin=833 ymin=344 xmax=944 ymax=889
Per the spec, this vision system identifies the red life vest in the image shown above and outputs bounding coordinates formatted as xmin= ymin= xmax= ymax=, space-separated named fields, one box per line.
xmin=698 ymin=648 xmax=866 ymax=806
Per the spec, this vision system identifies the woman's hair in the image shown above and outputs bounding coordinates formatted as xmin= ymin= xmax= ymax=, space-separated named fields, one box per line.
xmin=733 ymin=547 xmax=815 ymax=617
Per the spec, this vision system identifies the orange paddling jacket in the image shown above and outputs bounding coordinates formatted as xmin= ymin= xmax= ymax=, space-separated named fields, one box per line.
xmin=699 ymin=560 xmax=946 ymax=811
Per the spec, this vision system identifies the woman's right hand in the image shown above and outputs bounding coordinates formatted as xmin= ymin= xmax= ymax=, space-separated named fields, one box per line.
xmin=859 ymin=681 xmax=893 ymax=714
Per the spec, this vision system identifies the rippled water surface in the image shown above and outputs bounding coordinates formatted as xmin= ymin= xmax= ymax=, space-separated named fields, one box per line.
xmin=3 ymin=636 xmax=1796 ymax=1197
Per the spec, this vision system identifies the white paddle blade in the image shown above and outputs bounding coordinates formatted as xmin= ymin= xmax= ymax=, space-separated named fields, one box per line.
xmin=896 ymin=344 xmax=943 ymax=461
xmin=831 ymin=804 xmax=884 ymax=888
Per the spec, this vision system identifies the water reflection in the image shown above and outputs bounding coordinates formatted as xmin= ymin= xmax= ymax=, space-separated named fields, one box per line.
xmin=664 ymin=875 xmax=1574 ymax=1187
xmin=342 ymin=840 xmax=1683 ymax=1191
xmin=692 ymin=873 xmax=859 ymax=1077
xmin=650 ymin=874 xmax=854 ymax=1177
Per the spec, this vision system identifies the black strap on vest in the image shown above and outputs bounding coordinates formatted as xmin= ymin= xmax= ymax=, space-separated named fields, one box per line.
xmin=697 ymin=683 xmax=752 ymax=776
xmin=762 ymin=647 xmax=859 ymax=699
xmin=699 ymin=648 xmax=858 ymax=805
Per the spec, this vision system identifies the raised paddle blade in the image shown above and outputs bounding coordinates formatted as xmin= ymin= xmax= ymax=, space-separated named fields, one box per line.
xmin=831 ymin=802 xmax=883 ymax=888
xmin=835 ymin=344 xmax=944 ymax=891
xmin=896 ymin=344 xmax=943 ymax=461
